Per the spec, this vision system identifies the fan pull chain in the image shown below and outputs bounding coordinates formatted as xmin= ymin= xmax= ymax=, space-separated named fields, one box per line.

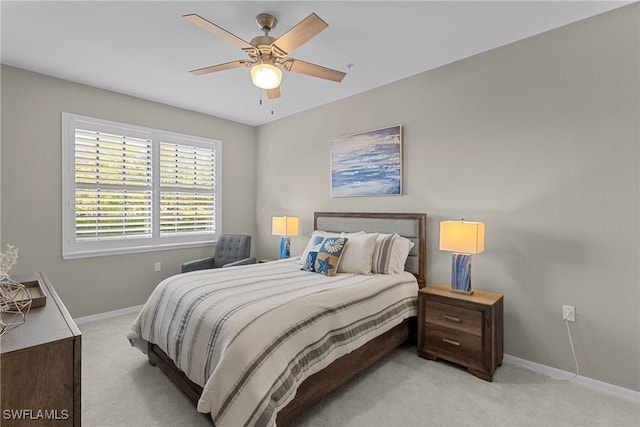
xmin=257 ymin=89 xmax=274 ymax=115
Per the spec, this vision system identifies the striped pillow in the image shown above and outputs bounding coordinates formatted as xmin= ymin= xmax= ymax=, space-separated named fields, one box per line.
xmin=371 ymin=233 xmax=415 ymax=274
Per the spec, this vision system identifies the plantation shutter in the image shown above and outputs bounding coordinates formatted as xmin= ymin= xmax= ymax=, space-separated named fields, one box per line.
xmin=74 ymin=128 xmax=152 ymax=240
xmin=159 ymin=142 xmax=216 ymax=236
xmin=63 ymin=113 xmax=221 ymax=259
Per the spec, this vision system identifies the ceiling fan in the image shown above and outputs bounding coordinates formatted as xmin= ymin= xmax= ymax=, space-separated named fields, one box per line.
xmin=183 ymin=12 xmax=347 ymax=100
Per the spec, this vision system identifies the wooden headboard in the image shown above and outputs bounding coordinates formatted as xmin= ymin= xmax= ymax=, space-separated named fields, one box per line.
xmin=314 ymin=212 xmax=426 ymax=287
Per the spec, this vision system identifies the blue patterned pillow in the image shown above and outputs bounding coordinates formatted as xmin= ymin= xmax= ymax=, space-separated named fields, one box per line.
xmin=301 ymin=236 xmax=348 ymax=276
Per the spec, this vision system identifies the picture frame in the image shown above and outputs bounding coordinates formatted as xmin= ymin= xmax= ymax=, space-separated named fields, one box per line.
xmin=330 ymin=125 xmax=402 ymax=197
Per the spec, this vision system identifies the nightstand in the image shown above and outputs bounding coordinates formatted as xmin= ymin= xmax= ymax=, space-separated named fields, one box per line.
xmin=417 ymin=284 xmax=503 ymax=381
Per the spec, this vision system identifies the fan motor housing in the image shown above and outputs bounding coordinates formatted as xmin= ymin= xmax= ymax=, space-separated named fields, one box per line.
xmin=256 ymin=13 xmax=277 ymax=31
xmin=250 ymin=35 xmax=276 ymax=48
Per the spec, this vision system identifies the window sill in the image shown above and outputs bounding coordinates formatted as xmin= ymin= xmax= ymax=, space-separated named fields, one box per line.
xmin=62 ymin=239 xmax=216 ymax=260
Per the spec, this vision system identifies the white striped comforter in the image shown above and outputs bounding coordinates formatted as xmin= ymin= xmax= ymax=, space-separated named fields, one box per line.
xmin=127 ymin=258 xmax=418 ymax=427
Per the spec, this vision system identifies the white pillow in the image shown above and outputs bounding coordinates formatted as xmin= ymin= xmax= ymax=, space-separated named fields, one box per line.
xmin=371 ymin=233 xmax=415 ymax=274
xmin=337 ymin=232 xmax=378 ymax=274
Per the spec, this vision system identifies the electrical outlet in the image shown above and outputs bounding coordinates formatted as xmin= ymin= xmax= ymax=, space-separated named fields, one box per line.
xmin=154 ymin=262 xmax=161 ymax=272
xmin=562 ymin=305 xmax=575 ymax=322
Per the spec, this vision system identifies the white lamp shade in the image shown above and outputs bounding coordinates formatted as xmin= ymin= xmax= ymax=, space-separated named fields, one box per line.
xmin=439 ymin=220 xmax=485 ymax=254
xmin=272 ymin=216 xmax=299 ymax=237
xmin=250 ymin=62 xmax=282 ymax=89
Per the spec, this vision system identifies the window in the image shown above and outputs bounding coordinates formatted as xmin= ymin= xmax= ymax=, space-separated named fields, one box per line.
xmin=62 ymin=113 xmax=221 ymax=259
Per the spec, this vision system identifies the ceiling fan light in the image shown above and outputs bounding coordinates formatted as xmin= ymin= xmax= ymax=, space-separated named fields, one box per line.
xmin=250 ymin=62 xmax=282 ymax=89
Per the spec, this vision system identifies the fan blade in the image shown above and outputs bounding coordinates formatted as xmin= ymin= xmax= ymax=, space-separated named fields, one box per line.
xmin=272 ymin=13 xmax=328 ymax=55
xmin=183 ymin=14 xmax=255 ymax=52
xmin=189 ymin=60 xmax=249 ymax=75
xmin=266 ymin=87 xmax=281 ymax=99
xmin=284 ymin=59 xmax=346 ymax=82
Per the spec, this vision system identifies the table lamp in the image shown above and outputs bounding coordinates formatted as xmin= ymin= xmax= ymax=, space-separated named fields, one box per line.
xmin=439 ymin=220 xmax=485 ymax=295
xmin=272 ymin=216 xmax=299 ymax=259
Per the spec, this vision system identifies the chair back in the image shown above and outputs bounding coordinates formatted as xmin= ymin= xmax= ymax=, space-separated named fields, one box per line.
xmin=213 ymin=234 xmax=252 ymax=268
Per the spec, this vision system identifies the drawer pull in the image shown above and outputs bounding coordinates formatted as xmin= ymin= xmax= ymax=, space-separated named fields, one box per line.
xmin=443 ymin=314 xmax=461 ymax=323
xmin=442 ymin=337 xmax=461 ymax=346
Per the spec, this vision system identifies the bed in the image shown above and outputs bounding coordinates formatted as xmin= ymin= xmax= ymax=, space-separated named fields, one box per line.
xmin=128 ymin=211 xmax=426 ymax=426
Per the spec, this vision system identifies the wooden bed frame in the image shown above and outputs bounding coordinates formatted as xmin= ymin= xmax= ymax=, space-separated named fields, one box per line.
xmin=147 ymin=211 xmax=427 ymax=425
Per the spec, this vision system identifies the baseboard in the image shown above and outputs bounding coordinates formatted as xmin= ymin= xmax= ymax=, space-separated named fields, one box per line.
xmin=74 ymin=304 xmax=144 ymax=326
xmin=504 ymin=354 xmax=640 ymax=402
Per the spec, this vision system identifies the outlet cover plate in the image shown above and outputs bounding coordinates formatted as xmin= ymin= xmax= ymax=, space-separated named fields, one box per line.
xmin=562 ymin=305 xmax=575 ymax=322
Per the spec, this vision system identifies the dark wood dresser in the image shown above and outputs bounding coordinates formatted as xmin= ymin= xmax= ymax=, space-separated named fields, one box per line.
xmin=0 ymin=273 xmax=81 ymax=426
xmin=418 ymin=283 xmax=503 ymax=381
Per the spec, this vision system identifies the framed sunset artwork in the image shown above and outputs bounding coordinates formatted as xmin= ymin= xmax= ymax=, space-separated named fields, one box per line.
xmin=330 ymin=125 xmax=402 ymax=197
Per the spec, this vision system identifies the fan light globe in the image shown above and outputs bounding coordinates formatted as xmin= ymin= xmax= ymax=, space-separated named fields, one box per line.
xmin=250 ymin=62 xmax=282 ymax=89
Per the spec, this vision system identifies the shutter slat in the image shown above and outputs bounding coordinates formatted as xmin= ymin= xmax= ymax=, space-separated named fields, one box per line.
xmin=74 ymin=188 xmax=152 ymax=241
xmin=72 ymin=126 xmax=218 ymax=242
xmin=159 ymin=141 xmax=216 ymax=236
xmin=74 ymin=128 xmax=152 ymax=190
xmin=160 ymin=142 xmax=215 ymax=190
xmin=159 ymin=191 xmax=215 ymax=236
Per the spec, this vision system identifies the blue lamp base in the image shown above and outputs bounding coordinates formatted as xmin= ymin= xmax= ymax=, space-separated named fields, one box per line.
xmin=279 ymin=237 xmax=291 ymax=259
xmin=451 ymin=253 xmax=474 ymax=295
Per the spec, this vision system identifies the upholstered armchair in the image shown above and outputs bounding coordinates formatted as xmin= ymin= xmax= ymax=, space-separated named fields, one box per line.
xmin=181 ymin=234 xmax=256 ymax=273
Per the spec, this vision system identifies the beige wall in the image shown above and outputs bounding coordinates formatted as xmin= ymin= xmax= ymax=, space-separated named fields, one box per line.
xmin=1 ymin=65 xmax=256 ymax=317
xmin=255 ymin=5 xmax=639 ymax=391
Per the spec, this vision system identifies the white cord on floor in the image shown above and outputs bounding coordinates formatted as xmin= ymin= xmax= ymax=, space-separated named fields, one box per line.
xmin=518 ymin=319 xmax=579 ymax=381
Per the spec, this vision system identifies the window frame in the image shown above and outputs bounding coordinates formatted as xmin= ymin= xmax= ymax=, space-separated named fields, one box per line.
xmin=62 ymin=113 xmax=222 ymax=259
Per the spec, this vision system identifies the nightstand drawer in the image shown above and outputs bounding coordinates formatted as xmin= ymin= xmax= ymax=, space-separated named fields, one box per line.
xmin=425 ymin=300 xmax=482 ymax=336
xmin=425 ymin=323 xmax=482 ymax=361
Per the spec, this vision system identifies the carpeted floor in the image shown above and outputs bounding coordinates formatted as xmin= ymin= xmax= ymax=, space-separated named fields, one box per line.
xmin=80 ymin=311 xmax=639 ymax=426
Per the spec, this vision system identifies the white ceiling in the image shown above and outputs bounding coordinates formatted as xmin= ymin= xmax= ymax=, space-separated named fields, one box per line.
xmin=1 ymin=1 xmax=630 ymax=126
